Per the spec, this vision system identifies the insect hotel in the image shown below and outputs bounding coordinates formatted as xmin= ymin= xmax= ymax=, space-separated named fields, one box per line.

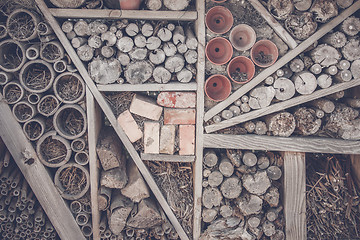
xmin=0 ymin=0 xmax=359 ymax=239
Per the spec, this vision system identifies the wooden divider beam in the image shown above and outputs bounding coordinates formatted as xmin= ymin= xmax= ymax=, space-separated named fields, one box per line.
xmin=205 ymin=79 xmax=360 ymax=133
xmin=193 ymin=0 xmax=206 ymax=238
xmin=350 ymin=155 xmax=360 ymax=189
xmin=283 ymin=152 xmax=306 ymax=240
xmin=203 ymin=1 xmax=360 ymax=122
xmin=203 ymin=134 xmax=360 ymax=154
xmin=49 ymin=8 xmax=198 ymax=21
xmin=141 ymin=153 xmax=195 ymax=162
xmin=97 ymin=83 xmax=197 ymax=92
xmin=0 ymin=93 xmax=85 ymax=240
xmin=86 ymin=88 xmax=103 ymax=240
xmin=248 ymin=0 xmax=297 ymax=49
xmin=35 ymin=1 xmax=189 ymax=239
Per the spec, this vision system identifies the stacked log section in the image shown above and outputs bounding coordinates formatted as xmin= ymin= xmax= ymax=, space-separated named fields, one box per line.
xmin=201 ymin=149 xmax=284 ymax=239
xmin=61 ymin=19 xmax=198 ymax=85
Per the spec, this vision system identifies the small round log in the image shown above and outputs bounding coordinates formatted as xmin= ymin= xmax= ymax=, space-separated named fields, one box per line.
xmin=165 ymin=54 xmax=185 ymax=73
xmin=220 ymin=205 xmax=233 ymax=218
xmin=101 ymin=31 xmax=117 ymax=46
xmin=323 ymin=31 xmax=347 ymax=48
xmin=141 ymin=23 xmax=154 ymax=37
xmin=219 ymin=158 xmax=234 ymax=177
xmin=146 ymin=0 xmax=162 ymax=10
xmin=146 ymin=36 xmax=162 ymax=50
xmin=311 ymin=44 xmax=341 ymax=67
xmin=153 ymin=66 xmax=171 ymax=83
xmin=285 ymin=12 xmax=317 ymax=40
xmin=176 ymin=68 xmax=193 ymax=83
xmin=62 ymin=21 xmax=74 ymax=33
xmin=124 ymin=60 xmax=153 ymax=84
xmin=88 ymin=57 xmax=122 ymax=84
xmin=157 ymin=27 xmax=172 ymax=42
xmin=74 ymin=20 xmax=89 ymax=36
xmin=204 ymin=150 xmax=218 ymax=167
xmin=243 ymin=121 xmax=255 ymax=133
xmin=177 ymin=43 xmax=188 ymax=54
xmin=266 ymin=112 xmax=296 ymax=137
xmin=292 ymin=71 xmax=317 ymax=95
xmin=317 ymin=74 xmax=332 ymax=89
xmin=134 ymin=34 xmax=147 ymax=48
xmin=248 ymin=86 xmax=276 ymax=109
xmin=202 ymin=187 xmax=223 ymax=209
xmin=337 ymin=59 xmax=351 ymax=70
xmin=289 ymin=58 xmax=304 ymax=73
xmin=350 ymin=59 xmax=360 ymax=79
xmin=220 ymin=177 xmax=242 ymax=199
xmin=149 ymin=49 xmax=166 ymax=65
xmin=184 ymin=49 xmax=198 ymax=64
xmin=116 ymin=36 xmax=134 ymax=53
xmin=340 ymin=16 xmax=360 ymax=36
xmin=324 ymin=65 xmax=338 ymax=76
xmin=242 ymin=152 xmax=257 ymax=167
xmin=77 ymin=44 xmax=94 ymax=62
xmin=273 ymin=77 xmax=295 ymax=101
xmin=310 ymin=0 xmax=338 ymax=23
xmin=266 ymin=166 xmax=282 ymax=180
xmin=163 ymin=42 xmax=177 ymax=57
xmin=208 ymin=171 xmax=223 ymax=187
xmin=129 ymin=48 xmax=148 ymax=61
xmin=258 ymin=155 xmax=270 ymax=169
xmin=88 ymin=35 xmax=102 ymax=49
xmin=221 ymin=110 xmax=233 ymax=120
xmin=342 ymin=38 xmax=360 ymax=61
xmin=172 ymin=26 xmax=185 ymax=45
xmin=310 ymin=63 xmax=322 ymax=75
xmin=117 ymin=52 xmax=131 ymax=66
xmin=125 ymin=23 xmax=139 ymax=37
xmin=163 ymin=0 xmax=190 ymax=11
xmin=202 ymin=208 xmax=218 ymax=223
xmin=294 ymin=107 xmax=322 ymax=136
xmin=262 ymin=220 xmax=276 ymax=237
xmin=255 ymin=121 xmax=268 ymax=135
xmin=334 ymin=70 xmax=352 ymax=82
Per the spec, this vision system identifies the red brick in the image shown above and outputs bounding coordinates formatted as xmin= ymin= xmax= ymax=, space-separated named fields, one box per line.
xmin=159 ymin=125 xmax=176 ymax=155
xmin=179 ymin=125 xmax=195 ymax=155
xmin=144 ymin=122 xmax=160 ymax=154
xmin=117 ymin=110 xmax=142 ymax=143
xmin=164 ymin=108 xmax=196 ymax=125
xmin=157 ymin=92 xmax=196 ymax=108
xmin=130 ymin=94 xmax=163 ymax=121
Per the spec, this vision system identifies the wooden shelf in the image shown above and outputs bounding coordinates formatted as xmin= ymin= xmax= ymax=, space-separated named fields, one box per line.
xmin=141 ymin=153 xmax=195 ymax=162
xmin=203 ymin=134 xmax=360 ymax=155
xmin=97 ymin=82 xmax=197 ymax=92
xmin=205 ymin=78 xmax=360 ymax=133
xmin=50 ymin=8 xmax=198 ymax=21
xmin=0 ymin=93 xmax=85 ymax=240
xmin=204 ymin=0 xmax=360 ymax=122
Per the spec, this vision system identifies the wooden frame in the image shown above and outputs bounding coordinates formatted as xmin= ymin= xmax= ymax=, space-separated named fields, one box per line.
xmin=0 ymin=93 xmax=85 ymax=240
xmin=97 ymin=83 xmax=197 ymax=92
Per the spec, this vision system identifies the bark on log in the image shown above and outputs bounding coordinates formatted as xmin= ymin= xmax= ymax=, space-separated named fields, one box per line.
xmin=309 ymin=99 xmax=335 ymax=113
xmin=202 ymin=187 xmax=223 ymax=209
xmin=153 ymin=66 xmax=171 ymax=83
xmin=98 ymin=186 xmax=111 ymax=211
xmin=317 ymin=74 xmax=332 ymax=89
xmin=77 ymin=44 xmax=94 ymax=61
xmin=345 ymin=98 xmax=360 ymax=108
xmin=204 ymin=150 xmax=218 ymax=167
xmin=163 ymin=0 xmax=190 ymax=11
xmin=311 ymin=44 xmax=341 ymax=67
xmin=163 ymin=42 xmax=177 ymax=57
xmin=89 ymin=57 xmax=122 ymax=84
xmin=285 ymin=12 xmax=317 ymax=40
xmin=351 ymin=60 xmax=360 ymax=79
xmin=124 ymin=60 xmax=153 ymax=84
xmin=129 ymin=48 xmax=148 ymax=61
xmin=266 ymin=112 xmax=296 ymax=137
xmin=126 ymin=199 xmax=162 ymax=229
xmin=219 ymin=158 xmax=234 ymax=177
xmin=323 ymin=31 xmax=347 ymax=48
xmin=66 ymin=31 xmax=76 ymax=40
xmin=157 ymin=27 xmax=172 ymax=42
xmin=255 ymin=121 xmax=268 ymax=135
xmin=248 ymin=86 xmax=276 ymax=110
xmin=134 ymin=34 xmax=147 ymax=48
xmin=208 ymin=171 xmax=224 ymax=187
xmin=220 ymin=177 xmax=242 ymax=199
xmin=149 ymin=49 xmax=166 ymax=65
xmin=165 ymin=54 xmax=185 ymax=73
xmin=125 ymin=23 xmax=139 ymax=37
xmin=100 ymin=166 xmax=128 ymax=189
xmin=273 ymin=77 xmax=295 ymax=101
xmin=310 ymin=0 xmax=338 ymax=23
xmin=186 ymin=26 xmax=198 ymax=50
xmin=116 ymin=36 xmax=134 ymax=53
xmin=172 ymin=26 xmax=185 ymax=45
xmin=96 ymin=127 xmax=123 ymax=171
xmin=341 ymin=16 xmax=360 ymax=36
xmin=267 ymin=0 xmax=294 ymax=20
xmin=292 ymin=71 xmax=317 ymax=95
xmin=71 ymin=37 xmax=87 ymax=49
xmin=238 ymin=194 xmax=263 ymax=216
xmin=342 ymin=38 xmax=360 ymax=61
xmin=289 ymin=58 xmax=304 ymax=73
xmin=334 ymin=69 xmax=352 ymax=82
xmin=146 ymin=0 xmax=162 ymax=11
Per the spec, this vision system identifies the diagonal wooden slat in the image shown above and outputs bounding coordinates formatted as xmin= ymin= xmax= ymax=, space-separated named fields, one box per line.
xmin=97 ymin=83 xmax=197 ymax=92
xmin=49 ymin=8 xmax=198 ymax=21
xmin=205 ymin=78 xmax=360 ymax=133
xmin=34 ymin=1 xmax=189 ymax=239
xmin=203 ymin=1 xmax=360 ymax=122
xmin=204 ymin=134 xmax=360 ymax=154
xmin=0 ymin=93 xmax=85 ymax=240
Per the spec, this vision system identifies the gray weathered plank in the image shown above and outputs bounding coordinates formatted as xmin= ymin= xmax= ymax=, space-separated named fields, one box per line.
xmin=97 ymin=83 xmax=197 ymax=92
xmin=0 ymin=93 xmax=85 ymax=240
xmin=283 ymin=152 xmax=306 ymax=240
xmin=205 ymin=78 xmax=360 ymax=133
xmin=203 ymin=0 xmax=360 ymax=122
xmin=35 ymin=1 xmax=189 ymax=239
xmin=141 ymin=153 xmax=195 ymax=162
xmin=204 ymin=134 xmax=360 ymax=154
xmin=49 ymin=8 xmax=198 ymax=21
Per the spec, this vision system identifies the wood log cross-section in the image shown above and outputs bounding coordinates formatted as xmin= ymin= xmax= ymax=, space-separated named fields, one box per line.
xmin=248 ymin=86 xmax=276 ymax=110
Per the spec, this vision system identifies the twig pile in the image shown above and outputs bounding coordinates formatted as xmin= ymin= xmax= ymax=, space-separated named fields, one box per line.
xmin=24 ymin=64 xmax=52 ymax=90
xmin=60 ymin=109 xmax=85 ymax=136
xmin=40 ymin=137 xmax=67 ymax=164
xmin=59 ymin=166 xmax=87 ymax=195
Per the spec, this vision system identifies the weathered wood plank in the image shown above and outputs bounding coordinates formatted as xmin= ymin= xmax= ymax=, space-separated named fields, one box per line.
xmin=283 ymin=152 xmax=306 ymax=240
xmin=203 ymin=1 xmax=360 ymax=122
xmin=193 ymin=0 xmax=206 ymax=238
xmin=35 ymin=1 xmax=189 ymax=239
xmin=248 ymin=0 xmax=297 ymax=49
xmin=0 ymin=93 xmax=85 ymax=240
xmin=49 ymin=8 xmax=198 ymax=21
xmin=141 ymin=153 xmax=195 ymax=162
xmin=97 ymin=83 xmax=197 ymax=92
xmin=350 ymin=155 xmax=360 ymax=189
xmin=203 ymin=134 xmax=360 ymax=154
xmin=86 ymin=87 xmax=102 ymax=240
xmin=205 ymin=79 xmax=360 ymax=133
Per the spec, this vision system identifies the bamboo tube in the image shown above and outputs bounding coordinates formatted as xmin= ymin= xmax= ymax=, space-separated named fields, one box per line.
xmin=27 ymin=93 xmax=41 ymax=105
xmin=12 ymin=101 xmax=37 ymax=123
xmin=76 ymin=212 xmax=89 ymax=226
xmin=0 ymin=24 xmax=7 ymax=39
xmin=25 ymin=44 xmax=40 ymax=60
xmin=37 ymin=22 xmax=53 ymax=36
xmin=0 ymin=40 xmax=26 ymax=72
xmin=71 ymin=138 xmax=86 ymax=152
xmin=81 ymin=222 xmax=93 ymax=237
xmin=3 ymin=151 xmax=10 ymax=168
xmin=0 ymin=71 xmax=12 ymax=86
xmin=53 ymin=72 xmax=85 ymax=104
xmin=40 ymin=41 xmax=64 ymax=63
xmin=70 ymin=200 xmax=82 ymax=214
xmin=6 ymin=9 xmax=40 ymax=41
xmin=74 ymin=151 xmax=89 ymax=165
xmin=2 ymin=81 xmax=25 ymax=104
xmin=23 ymin=117 xmax=46 ymax=141
xmin=53 ymin=60 xmax=67 ymax=73
xmin=37 ymin=95 xmax=60 ymax=117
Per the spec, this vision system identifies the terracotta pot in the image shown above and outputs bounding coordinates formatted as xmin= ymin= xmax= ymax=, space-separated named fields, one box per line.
xmin=250 ymin=39 xmax=278 ymax=68
xmin=229 ymin=24 xmax=256 ymax=51
xmin=119 ymin=0 xmax=141 ymax=10
xmin=227 ymin=56 xmax=255 ymax=84
xmin=206 ymin=6 xmax=233 ymax=34
xmin=206 ymin=37 xmax=233 ymax=65
xmin=205 ymin=74 xmax=232 ymax=102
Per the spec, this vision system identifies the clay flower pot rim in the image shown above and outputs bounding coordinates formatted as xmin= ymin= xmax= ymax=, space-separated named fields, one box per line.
xmin=206 ymin=37 xmax=233 ymax=65
xmin=229 ymin=24 xmax=257 ymax=51
xmin=227 ymin=56 xmax=255 ymax=84
xmin=250 ymin=39 xmax=279 ymax=68
xmin=206 ymin=6 xmax=234 ymax=34
xmin=205 ymin=74 xmax=232 ymax=102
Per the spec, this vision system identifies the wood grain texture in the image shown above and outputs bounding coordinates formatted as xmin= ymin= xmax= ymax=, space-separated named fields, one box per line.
xmin=203 ymin=0 xmax=360 ymax=122
xmin=86 ymin=88 xmax=102 ymax=240
xmin=97 ymin=83 xmax=197 ymax=92
xmin=248 ymin=0 xmax=297 ymax=49
xmin=350 ymin=155 xmax=360 ymax=189
xmin=35 ymin=1 xmax=189 ymax=239
xmin=283 ymin=152 xmax=306 ymax=240
xmin=49 ymin=8 xmax=198 ymax=21
xmin=205 ymin=78 xmax=360 ymax=133
xmin=0 ymin=93 xmax=85 ymax=240
xmin=141 ymin=153 xmax=195 ymax=162
xmin=193 ymin=0 xmax=206 ymax=238
xmin=203 ymin=134 xmax=360 ymax=154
